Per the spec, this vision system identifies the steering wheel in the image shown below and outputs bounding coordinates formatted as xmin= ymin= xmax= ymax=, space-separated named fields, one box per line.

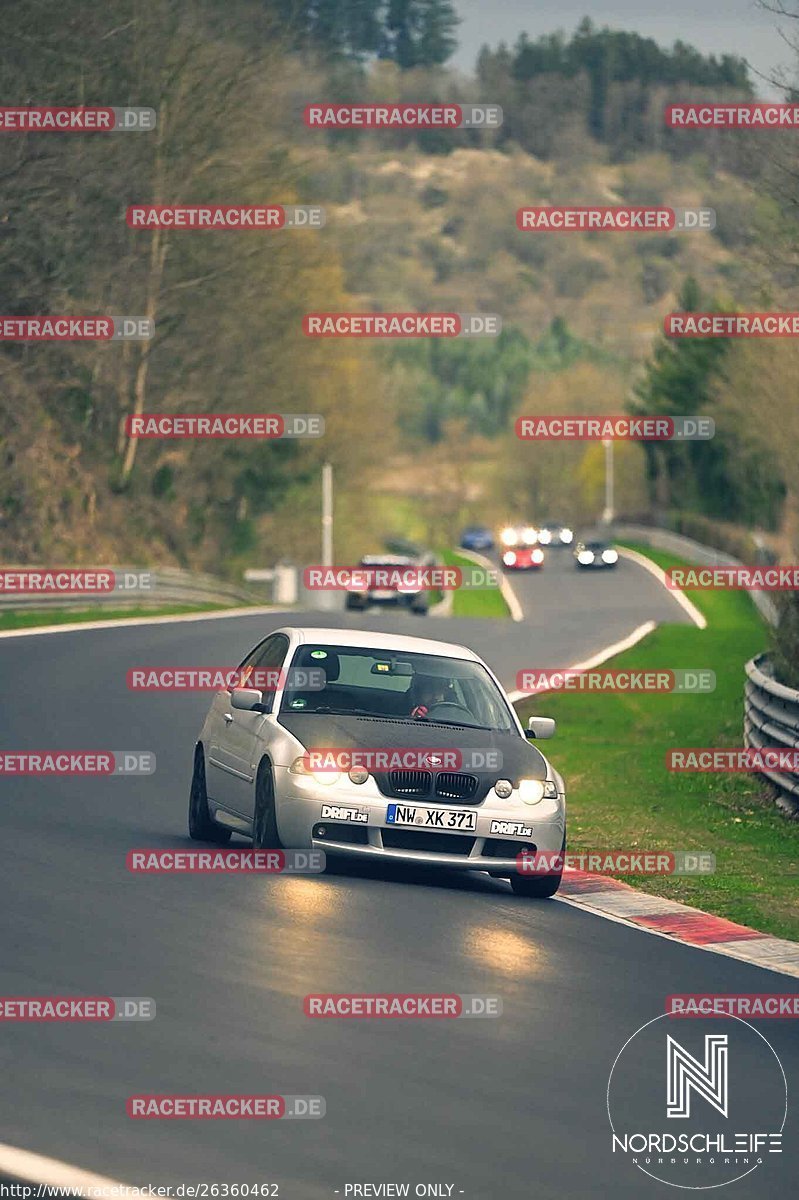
xmin=423 ymin=701 xmax=475 ymax=722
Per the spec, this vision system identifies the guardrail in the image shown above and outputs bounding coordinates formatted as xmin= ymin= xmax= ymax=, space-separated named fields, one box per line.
xmin=744 ymin=654 xmax=799 ymax=815
xmin=0 ymin=566 xmax=272 ymax=611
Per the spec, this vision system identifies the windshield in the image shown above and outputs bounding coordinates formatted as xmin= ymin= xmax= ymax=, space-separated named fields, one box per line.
xmin=280 ymin=644 xmax=516 ymax=731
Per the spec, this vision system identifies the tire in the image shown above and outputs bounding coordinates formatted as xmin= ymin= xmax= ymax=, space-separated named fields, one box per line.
xmin=510 ymin=833 xmax=565 ymax=898
xmin=252 ymin=761 xmax=283 ymax=850
xmin=188 ymin=748 xmax=231 ymax=844
xmin=345 ymin=595 xmax=363 ymax=611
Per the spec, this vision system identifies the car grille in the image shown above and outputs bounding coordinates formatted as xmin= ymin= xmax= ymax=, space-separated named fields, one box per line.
xmin=379 ymin=769 xmax=484 ymax=805
xmin=388 ymin=769 xmax=432 ymax=796
xmin=435 ymin=772 xmax=478 ymax=800
xmin=381 ymin=830 xmax=475 ymax=856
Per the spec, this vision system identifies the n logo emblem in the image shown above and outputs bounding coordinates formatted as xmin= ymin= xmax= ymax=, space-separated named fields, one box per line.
xmin=667 ymin=1035 xmax=728 ymax=1119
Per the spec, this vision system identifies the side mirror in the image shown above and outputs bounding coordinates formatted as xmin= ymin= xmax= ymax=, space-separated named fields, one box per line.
xmin=526 ymin=716 xmax=556 ymax=740
xmin=231 ymin=687 xmax=269 ymax=713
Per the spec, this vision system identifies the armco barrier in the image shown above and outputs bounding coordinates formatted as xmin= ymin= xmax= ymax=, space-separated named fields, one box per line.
xmin=613 ymin=523 xmax=799 ymax=814
xmin=744 ymin=654 xmax=799 ymax=815
xmin=0 ymin=566 xmax=276 ymax=611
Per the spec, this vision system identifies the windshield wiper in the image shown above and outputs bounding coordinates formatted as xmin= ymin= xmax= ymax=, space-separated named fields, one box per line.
xmin=422 ymin=719 xmax=494 ymax=731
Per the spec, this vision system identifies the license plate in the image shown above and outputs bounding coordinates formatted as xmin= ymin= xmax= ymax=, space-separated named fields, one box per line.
xmin=386 ymin=803 xmax=477 ymax=832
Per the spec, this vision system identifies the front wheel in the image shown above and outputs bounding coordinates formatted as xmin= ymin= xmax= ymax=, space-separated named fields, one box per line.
xmin=510 ymin=871 xmax=562 ymax=898
xmin=252 ymin=762 xmax=283 ymax=850
xmin=510 ymin=834 xmax=565 ymax=898
xmin=188 ymin=749 xmax=231 ymax=844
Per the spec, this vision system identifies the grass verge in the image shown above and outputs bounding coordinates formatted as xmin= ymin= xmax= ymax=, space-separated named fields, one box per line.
xmin=440 ymin=549 xmax=509 ymax=618
xmin=516 ymin=543 xmax=799 ymax=942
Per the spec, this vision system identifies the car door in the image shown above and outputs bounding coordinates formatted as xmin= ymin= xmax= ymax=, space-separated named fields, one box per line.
xmin=206 ymin=633 xmax=289 ymax=818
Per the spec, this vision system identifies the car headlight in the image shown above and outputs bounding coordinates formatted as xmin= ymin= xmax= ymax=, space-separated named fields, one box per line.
xmin=494 ymin=779 xmax=513 ymax=799
xmin=532 ymin=548 xmax=544 ymax=564
xmin=561 ymin=528 xmax=573 ymax=543
xmin=500 ymin=527 xmax=517 ymax=546
xmin=348 ymin=767 xmax=369 ymax=785
xmin=577 ymin=550 xmax=594 ymax=565
xmin=602 ymin=548 xmax=618 ymax=564
xmin=522 ymin=526 xmax=538 ymax=544
xmin=289 ymin=756 xmax=340 ymax=785
xmin=518 ymin=778 xmax=559 ymax=805
xmin=537 ymin=529 xmax=552 ymax=545
xmin=518 ymin=779 xmax=545 ymax=804
xmin=502 ymin=550 xmax=517 ymax=566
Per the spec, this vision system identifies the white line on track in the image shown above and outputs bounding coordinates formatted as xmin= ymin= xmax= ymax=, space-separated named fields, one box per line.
xmin=616 ymin=545 xmax=706 ymax=629
xmin=0 ymin=1140 xmax=126 ymax=1188
xmin=455 ymin=547 xmax=524 ymax=622
xmin=506 ymin=619 xmax=656 ymax=702
xmin=0 ymin=605 xmax=288 ymax=641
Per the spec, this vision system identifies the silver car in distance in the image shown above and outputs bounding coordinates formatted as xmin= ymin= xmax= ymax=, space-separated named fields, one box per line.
xmin=189 ymin=627 xmax=566 ymax=897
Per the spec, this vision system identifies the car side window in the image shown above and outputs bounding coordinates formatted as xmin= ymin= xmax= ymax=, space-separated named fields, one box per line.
xmin=233 ymin=634 xmax=289 ymax=713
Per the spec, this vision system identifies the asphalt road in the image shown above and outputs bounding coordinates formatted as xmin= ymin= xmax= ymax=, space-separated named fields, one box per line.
xmin=0 ymin=550 xmax=795 ymax=1198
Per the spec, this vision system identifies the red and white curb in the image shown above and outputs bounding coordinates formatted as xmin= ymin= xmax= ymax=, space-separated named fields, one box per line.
xmin=557 ymin=870 xmax=799 ymax=979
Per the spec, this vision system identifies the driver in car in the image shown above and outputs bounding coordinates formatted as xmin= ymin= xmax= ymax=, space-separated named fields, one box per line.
xmin=409 ymin=675 xmax=450 ymax=720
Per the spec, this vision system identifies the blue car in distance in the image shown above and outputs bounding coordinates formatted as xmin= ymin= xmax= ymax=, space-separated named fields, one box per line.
xmin=459 ymin=525 xmax=495 ymax=552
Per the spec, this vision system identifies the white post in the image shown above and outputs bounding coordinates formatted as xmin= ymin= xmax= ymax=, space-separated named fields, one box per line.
xmin=318 ymin=463 xmax=334 ymax=610
xmin=322 ymin=463 xmax=333 ymax=565
xmin=601 ymin=438 xmax=615 ymax=525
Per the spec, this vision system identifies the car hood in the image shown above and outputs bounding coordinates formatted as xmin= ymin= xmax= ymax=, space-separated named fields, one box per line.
xmin=277 ymin=712 xmax=548 ymax=782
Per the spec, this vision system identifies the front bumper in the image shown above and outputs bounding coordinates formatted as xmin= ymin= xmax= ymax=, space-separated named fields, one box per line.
xmin=274 ymin=768 xmax=565 ymax=873
xmin=347 ymin=592 xmax=423 ymax=606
